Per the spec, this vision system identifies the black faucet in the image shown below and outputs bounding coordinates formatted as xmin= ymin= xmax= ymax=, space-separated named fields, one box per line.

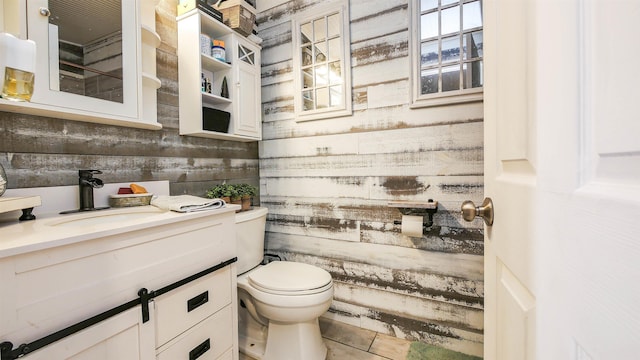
xmin=60 ymin=170 xmax=110 ymax=214
xmin=79 ymin=170 xmax=104 ymax=210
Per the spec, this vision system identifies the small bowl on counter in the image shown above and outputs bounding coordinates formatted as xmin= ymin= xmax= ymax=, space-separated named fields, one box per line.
xmin=108 ymin=193 xmax=153 ymax=208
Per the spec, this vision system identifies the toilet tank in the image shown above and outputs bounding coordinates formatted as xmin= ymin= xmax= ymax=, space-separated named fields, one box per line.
xmin=235 ymin=206 xmax=268 ymax=274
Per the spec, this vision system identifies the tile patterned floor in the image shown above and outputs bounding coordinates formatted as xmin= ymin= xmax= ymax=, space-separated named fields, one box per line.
xmin=239 ymin=317 xmax=412 ymax=360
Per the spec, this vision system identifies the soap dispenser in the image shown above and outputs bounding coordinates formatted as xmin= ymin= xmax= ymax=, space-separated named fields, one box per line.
xmin=0 ymin=33 xmax=36 ymax=102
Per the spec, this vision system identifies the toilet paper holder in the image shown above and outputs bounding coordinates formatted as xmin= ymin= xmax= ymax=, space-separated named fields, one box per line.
xmin=389 ymin=199 xmax=438 ymax=230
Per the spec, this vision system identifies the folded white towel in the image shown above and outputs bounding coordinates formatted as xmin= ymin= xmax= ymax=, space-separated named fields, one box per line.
xmin=151 ymin=195 xmax=226 ymax=213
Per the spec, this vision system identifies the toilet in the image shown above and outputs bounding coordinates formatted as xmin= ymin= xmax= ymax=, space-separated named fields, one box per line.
xmin=235 ymin=207 xmax=334 ymax=360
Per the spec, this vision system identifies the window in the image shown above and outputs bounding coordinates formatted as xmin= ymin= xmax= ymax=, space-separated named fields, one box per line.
xmin=412 ymin=0 xmax=483 ymax=106
xmin=292 ymin=2 xmax=352 ymax=121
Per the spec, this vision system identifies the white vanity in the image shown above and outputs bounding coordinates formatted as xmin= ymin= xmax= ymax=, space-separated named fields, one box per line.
xmin=0 ymin=203 xmax=239 ymax=360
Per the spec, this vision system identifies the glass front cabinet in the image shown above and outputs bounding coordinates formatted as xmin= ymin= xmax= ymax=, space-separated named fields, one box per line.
xmin=0 ymin=0 xmax=161 ymax=129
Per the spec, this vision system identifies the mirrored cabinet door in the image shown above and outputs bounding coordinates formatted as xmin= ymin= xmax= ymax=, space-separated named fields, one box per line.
xmin=45 ymin=1 xmax=124 ymax=102
xmin=26 ymin=0 xmax=140 ymax=119
xmin=0 ymin=0 xmax=160 ymax=129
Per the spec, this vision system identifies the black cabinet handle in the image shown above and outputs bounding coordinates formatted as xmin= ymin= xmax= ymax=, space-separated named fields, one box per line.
xmin=189 ymin=339 xmax=210 ymax=360
xmin=187 ymin=291 xmax=209 ymax=312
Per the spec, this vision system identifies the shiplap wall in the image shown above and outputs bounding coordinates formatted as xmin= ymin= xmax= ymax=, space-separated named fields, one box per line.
xmin=0 ymin=0 xmax=259 ymax=199
xmin=258 ymin=0 xmax=484 ymax=356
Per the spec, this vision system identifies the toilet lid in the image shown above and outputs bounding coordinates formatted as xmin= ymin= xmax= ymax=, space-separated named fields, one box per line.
xmin=248 ymin=261 xmax=332 ymax=293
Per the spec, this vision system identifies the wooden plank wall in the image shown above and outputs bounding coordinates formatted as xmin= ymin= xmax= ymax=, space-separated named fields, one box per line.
xmin=0 ymin=0 xmax=259 ymax=200
xmin=258 ymin=0 xmax=484 ymax=357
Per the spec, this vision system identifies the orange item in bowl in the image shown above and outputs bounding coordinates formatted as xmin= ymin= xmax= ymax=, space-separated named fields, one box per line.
xmin=130 ymin=183 xmax=148 ymax=194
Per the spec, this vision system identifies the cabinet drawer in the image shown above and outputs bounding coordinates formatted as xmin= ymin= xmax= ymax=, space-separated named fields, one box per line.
xmin=155 ymin=265 xmax=232 ymax=346
xmin=157 ymin=305 xmax=233 ymax=360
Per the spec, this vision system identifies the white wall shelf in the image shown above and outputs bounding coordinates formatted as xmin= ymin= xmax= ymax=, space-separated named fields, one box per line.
xmin=177 ymin=9 xmax=262 ymax=142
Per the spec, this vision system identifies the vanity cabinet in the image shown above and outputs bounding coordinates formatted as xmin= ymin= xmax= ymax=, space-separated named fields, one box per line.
xmin=177 ymin=9 xmax=261 ymax=141
xmin=0 ymin=0 xmax=161 ymax=129
xmin=0 ymin=208 xmax=239 ymax=360
xmin=9 ymin=306 xmax=156 ymax=360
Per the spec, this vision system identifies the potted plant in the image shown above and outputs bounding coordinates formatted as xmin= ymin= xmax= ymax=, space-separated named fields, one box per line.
xmin=235 ymin=183 xmax=257 ymax=211
xmin=206 ymin=183 xmax=237 ymax=204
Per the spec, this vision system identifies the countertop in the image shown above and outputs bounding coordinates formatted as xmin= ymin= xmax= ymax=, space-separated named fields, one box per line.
xmin=0 ymin=204 xmax=240 ymax=259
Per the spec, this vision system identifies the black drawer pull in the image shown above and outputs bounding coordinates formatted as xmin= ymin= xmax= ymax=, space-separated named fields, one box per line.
xmin=189 ymin=338 xmax=211 ymax=360
xmin=187 ymin=291 xmax=209 ymax=312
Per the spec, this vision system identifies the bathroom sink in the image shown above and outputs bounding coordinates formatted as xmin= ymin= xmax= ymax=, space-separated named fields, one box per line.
xmin=47 ymin=207 xmax=165 ymax=228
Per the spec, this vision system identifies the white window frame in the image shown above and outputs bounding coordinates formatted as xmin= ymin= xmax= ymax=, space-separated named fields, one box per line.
xmin=292 ymin=1 xmax=352 ymax=122
xmin=410 ymin=0 xmax=484 ymax=108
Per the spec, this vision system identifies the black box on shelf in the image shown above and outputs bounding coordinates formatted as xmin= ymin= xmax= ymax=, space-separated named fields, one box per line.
xmin=202 ymin=107 xmax=230 ymax=133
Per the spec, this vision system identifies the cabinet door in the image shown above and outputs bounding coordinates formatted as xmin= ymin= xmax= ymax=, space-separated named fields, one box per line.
xmin=233 ymin=38 xmax=261 ymax=139
xmin=19 ymin=306 xmax=155 ymax=360
xmin=25 ymin=0 xmax=141 ymax=120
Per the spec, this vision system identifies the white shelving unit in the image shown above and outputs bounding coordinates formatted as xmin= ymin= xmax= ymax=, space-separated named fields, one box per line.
xmin=177 ymin=9 xmax=262 ymax=141
xmin=140 ymin=1 xmax=162 ymax=125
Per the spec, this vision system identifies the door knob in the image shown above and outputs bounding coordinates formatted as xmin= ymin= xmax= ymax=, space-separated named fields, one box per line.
xmin=461 ymin=197 xmax=494 ymax=226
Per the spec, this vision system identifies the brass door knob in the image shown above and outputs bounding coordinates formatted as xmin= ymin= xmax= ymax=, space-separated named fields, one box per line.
xmin=461 ymin=197 xmax=494 ymax=226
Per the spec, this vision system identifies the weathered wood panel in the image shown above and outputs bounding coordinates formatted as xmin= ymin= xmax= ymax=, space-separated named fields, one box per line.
xmin=260 ymin=151 xmax=482 ymax=177
xmin=266 ymin=233 xmax=483 ymax=280
xmin=261 ymin=176 xmax=483 ymax=202
xmin=261 ymin=196 xmax=484 ymax=255
xmin=262 ymin=104 xmax=484 ymax=138
xmin=0 ymin=0 xmax=259 ymax=198
xmin=259 ymin=0 xmax=485 ymax=357
xmin=350 ymin=3 xmax=408 ymax=44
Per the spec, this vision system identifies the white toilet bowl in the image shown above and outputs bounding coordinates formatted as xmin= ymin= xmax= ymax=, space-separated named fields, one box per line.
xmin=235 ymin=207 xmax=334 ymax=360
xmin=237 ymin=261 xmax=333 ymax=360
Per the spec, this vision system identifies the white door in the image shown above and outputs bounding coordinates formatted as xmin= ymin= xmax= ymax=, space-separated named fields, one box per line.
xmin=234 ymin=38 xmax=262 ymax=138
xmin=482 ymin=0 xmax=640 ymax=359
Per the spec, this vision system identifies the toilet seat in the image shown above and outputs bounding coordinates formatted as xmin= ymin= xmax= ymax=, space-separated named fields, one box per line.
xmin=248 ymin=261 xmax=332 ymax=296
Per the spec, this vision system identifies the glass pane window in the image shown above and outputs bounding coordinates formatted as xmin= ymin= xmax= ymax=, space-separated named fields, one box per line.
xmin=463 ymin=60 xmax=483 ymax=88
xmin=330 ymin=85 xmax=343 ymax=106
xmin=297 ymin=10 xmax=347 ymax=114
xmin=421 ymin=12 xmax=438 ymax=39
xmin=441 ymin=36 xmax=460 ymax=63
xmin=421 ymin=68 xmax=439 ymax=94
xmin=417 ymin=0 xmax=483 ymax=96
xmin=442 ymin=65 xmax=460 ymax=91
xmin=421 ymin=0 xmax=438 ymax=11
xmin=303 ymin=90 xmax=315 ymax=111
xmin=441 ymin=6 xmax=460 ymax=35
xmin=328 ymin=38 xmax=341 ymax=62
xmin=329 ymin=61 xmax=342 ymax=84
xmin=301 ymin=22 xmax=312 ymax=43
xmin=463 ymin=1 xmax=483 ymax=30
xmin=463 ymin=31 xmax=483 ymax=59
xmin=421 ymin=41 xmax=439 ymax=66
xmin=327 ymin=14 xmax=340 ymax=38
